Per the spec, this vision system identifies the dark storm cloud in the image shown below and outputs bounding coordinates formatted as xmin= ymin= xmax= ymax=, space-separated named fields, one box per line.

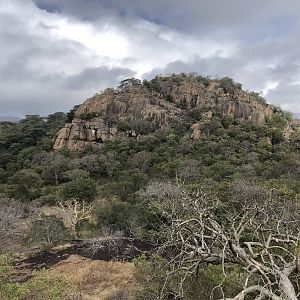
xmin=1 ymin=0 xmax=300 ymax=116
xmin=35 ymin=0 xmax=300 ymax=32
xmin=0 ymin=65 xmax=134 ymax=116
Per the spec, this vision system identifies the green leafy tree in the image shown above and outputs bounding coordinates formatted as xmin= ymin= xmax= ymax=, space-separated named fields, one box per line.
xmin=41 ymin=153 xmax=69 ymax=185
xmin=66 ymin=104 xmax=80 ymax=122
xmin=8 ymin=169 xmax=43 ymax=201
xmin=61 ymin=178 xmax=97 ymax=202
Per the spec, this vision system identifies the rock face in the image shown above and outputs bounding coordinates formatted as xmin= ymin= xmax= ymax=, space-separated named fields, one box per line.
xmin=53 ymin=120 xmax=118 ymax=151
xmin=53 ymin=89 xmax=181 ymax=150
xmin=283 ymin=119 xmax=300 ymax=140
xmin=54 ymin=75 xmax=276 ymax=151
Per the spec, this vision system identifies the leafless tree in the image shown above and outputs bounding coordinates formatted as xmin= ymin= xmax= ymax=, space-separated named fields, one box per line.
xmin=177 ymin=159 xmax=201 ymax=182
xmin=0 ymin=197 xmax=24 ymax=239
xmin=130 ymin=150 xmax=151 ymax=173
xmin=142 ymin=181 xmax=300 ymax=300
xmin=87 ymin=227 xmax=123 ymax=258
xmin=58 ymin=198 xmax=94 ymax=237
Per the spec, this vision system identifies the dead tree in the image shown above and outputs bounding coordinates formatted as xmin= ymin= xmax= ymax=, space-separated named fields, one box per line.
xmin=58 ymin=199 xmax=94 ymax=237
xmin=143 ymin=182 xmax=300 ymax=300
xmin=0 ymin=197 xmax=24 ymax=239
xmin=87 ymin=227 xmax=123 ymax=258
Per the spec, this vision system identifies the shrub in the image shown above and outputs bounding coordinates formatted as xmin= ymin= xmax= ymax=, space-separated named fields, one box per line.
xmin=25 ymin=215 xmax=70 ymax=249
xmin=0 ymin=255 xmax=29 ymax=300
xmin=117 ymin=119 xmax=154 ymax=135
xmin=218 ymin=76 xmax=242 ymax=93
xmin=134 ymin=255 xmax=170 ymax=300
xmin=25 ymin=271 xmax=78 ymax=300
xmin=134 ymin=255 xmax=248 ymax=300
xmin=249 ymin=91 xmax=267 ymax=105
xmin=95 ymin=198 xmax=136 ymax=234
xmin=79 ymin=112 xmax=98 ymax=121
xmin=195 ymin=75 xmax=210 ymax=87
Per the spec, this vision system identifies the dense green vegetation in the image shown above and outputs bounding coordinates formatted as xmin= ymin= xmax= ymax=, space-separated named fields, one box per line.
xmin=0 ymin=75 xmax=299 ymax=299
xmin=0 ymin=88 xmax=298 ymax=238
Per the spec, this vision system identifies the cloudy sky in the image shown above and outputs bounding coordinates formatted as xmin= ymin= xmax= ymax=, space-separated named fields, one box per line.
xmin=1 ymin=0 xmax=300 ymax=117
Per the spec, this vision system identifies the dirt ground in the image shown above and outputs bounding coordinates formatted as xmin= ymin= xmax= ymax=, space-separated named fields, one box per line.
xmin=11 ymin=238 xmax=154 ymax=299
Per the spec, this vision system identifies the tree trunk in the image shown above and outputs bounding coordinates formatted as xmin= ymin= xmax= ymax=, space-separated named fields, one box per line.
xmin=55 ymin=172 xmax=59 ymax=186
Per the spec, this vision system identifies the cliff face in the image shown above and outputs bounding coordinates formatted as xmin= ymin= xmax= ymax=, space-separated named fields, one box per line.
xmin=53 ymin=90 xmax=182 ymax=150
xmin=53 ymin=75 xmax=276 ymax=151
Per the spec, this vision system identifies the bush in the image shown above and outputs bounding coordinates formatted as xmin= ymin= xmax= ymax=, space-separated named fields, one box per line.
xmin=79 ymin=112 xmax=98 ymax=121
xmin=134 ymin=255 xmax=171 ymax=300
xmin=249 ymin=91 xmax=266 ymax=105
xmin=95 ymin=198 xmax=136 ymax=234
xmin=0 ymin=255 xmax=29 ymax=300
xmin=25 ymin=271 xmax=78 ymax=300
xmin=117 ymin=119 xmax=154 ymax=135
xmin=218 ymin=76 xmax=242 ymax=93
xmin=195 ymin=75 xmax=210 ymax=87
xmin=25 ymin=215 xmax=70 ymax=249
xmin=134 ymin=255 xmax=248 ymax=300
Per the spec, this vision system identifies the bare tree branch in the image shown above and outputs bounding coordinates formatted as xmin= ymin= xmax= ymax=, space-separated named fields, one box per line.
xmin=58 ymin=198 xmax=94 ymax=237
xmin=142 ymin=181 xmax=300 ymax=300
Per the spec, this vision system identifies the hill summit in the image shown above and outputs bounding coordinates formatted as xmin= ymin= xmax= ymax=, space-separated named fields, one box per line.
xmin=53 ymin=74 xmax=292 ymax=151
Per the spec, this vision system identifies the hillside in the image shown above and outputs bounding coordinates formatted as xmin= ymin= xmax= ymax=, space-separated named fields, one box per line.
xmin=54 ymin=74 xmax=286 ymax=151
xmin=0 ymin=74 xmax=300 ymax=299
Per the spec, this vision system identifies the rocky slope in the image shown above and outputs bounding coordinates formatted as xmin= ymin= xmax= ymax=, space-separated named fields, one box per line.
xmin=53 ymin=75 xmax=280 ymax=151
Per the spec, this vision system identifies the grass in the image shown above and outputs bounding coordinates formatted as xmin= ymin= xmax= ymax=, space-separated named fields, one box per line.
xmin=48 ymin=255 xmax=135 ymax=299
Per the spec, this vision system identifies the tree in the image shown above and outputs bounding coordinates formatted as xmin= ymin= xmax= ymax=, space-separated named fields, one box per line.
xmin=18 ymin=115 xmax=47 ymax=145
xmin=61 ymin=178 xmax=97 ymax=202
xmin=177 ymin=159 xmax=201 ymax=181
xmin=67 ymin=104 xmax=80 ymax=122
xmin=129 ymin=150 xmax=151 ymax=173
xmin=41 ymin=153 xmax=69 ymax=185
xmin=142 ymin=182 xmax=300 ymax=300
xmin=69 ymin=154 xmax=106 ymax=177
xmin=58 ymin=199 xmax=94 ymax=237
xmin=42 ymin=112 xmax=67 ymax=150
xmin=0 ymin=198 xmax=24 ymax=240
xmin=8 ymin=169 xmax=43 ymax=201
xmin=118 ymin=78 xmax=142 ymax=90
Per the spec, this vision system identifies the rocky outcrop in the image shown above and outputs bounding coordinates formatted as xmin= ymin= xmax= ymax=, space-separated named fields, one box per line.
xmin=190 ymin=122 xmax=202 ymax=141
xmin=53 ymin=120 xmax=118 ymax=151
xmin=54 ymin=75 xmax=278 ymax=151
xmin=54 ymin=90 xmax=181 ymax=150
xmin=151 ymin=78 xmax=273 ymax=125
xmin=283 ymin=120 xmax=300 ymax=140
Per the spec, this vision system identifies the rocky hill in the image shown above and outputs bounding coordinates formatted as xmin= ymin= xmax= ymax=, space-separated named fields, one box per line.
xmin=53 ymin=74 xmax=289 ymax=151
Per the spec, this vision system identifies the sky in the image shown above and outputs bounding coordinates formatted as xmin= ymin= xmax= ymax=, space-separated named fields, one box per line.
xmin=0 ymin=0 xmax=300 ymax=117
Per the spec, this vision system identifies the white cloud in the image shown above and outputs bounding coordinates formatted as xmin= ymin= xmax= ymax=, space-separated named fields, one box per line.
xmin=262 ymin=81 xmax=279 ymax=96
